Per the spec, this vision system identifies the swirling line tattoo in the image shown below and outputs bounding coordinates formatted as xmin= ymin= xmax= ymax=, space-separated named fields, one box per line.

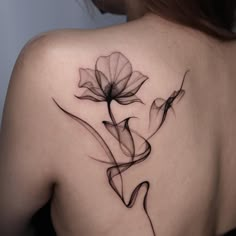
xmin=53 ymin=52 xmax=188 ymax=236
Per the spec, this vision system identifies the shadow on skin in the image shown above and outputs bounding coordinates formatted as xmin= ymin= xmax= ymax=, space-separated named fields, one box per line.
xmin=31 ymin=200 xmax=56 ymax=236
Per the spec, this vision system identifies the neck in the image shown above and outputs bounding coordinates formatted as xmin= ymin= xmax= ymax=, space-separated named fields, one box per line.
xmin=126 ymin=1 xmax=147 ymax=21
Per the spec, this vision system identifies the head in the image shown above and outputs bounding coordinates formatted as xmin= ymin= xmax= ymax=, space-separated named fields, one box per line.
xmin=91 ymin=0 xmax=236 ymax=41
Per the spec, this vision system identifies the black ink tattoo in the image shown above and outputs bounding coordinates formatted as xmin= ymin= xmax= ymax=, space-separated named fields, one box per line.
xmin=52 ymin=52 xmax=188 ymax=236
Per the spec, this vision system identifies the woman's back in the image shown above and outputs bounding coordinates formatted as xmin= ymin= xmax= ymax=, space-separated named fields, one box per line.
xmin=38 ymin=14 xmax=236 ymax=236
xmin=0 ymin=11 xmax=236 ymax=236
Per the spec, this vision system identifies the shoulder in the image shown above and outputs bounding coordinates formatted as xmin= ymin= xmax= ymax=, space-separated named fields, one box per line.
xmin=15 ymin=28 xmax=117 ymax=82
xmin=2 ymin=29 xmax=94 ymax=174
xmin=10 ymin=29 xmax=96 ymax=104
xmin=17 ymin=29 xmax=88 ymax=66
xmin=20 ymin=27 xmax=114 ymax=54
xmin=0 ymin=30 xmax=87 ymax=235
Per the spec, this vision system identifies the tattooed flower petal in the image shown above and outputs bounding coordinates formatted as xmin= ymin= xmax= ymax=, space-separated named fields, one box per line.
xmin=79 ymin=69 xmax=101 ymax=92
xmin=96 ymin=52 xmax=132 ymax=83
xmin=75 ymin=89 xmax=105 ymax=102
xmin=79 ymin=68 xmax=107 ymax=97
xmin=120 ymin=71 xmax=148 ymax=97
xmin=115 ymin=95 xmax=144 ymax=105
xmin=112 ymin=76 xmax=131 ymax=97
xmin=95 ymin=70 xmax=110 ymax=95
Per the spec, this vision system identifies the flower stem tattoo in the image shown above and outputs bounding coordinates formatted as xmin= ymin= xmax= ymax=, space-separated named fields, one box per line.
xmin=53 ymin=52 xmax=188 ymax=236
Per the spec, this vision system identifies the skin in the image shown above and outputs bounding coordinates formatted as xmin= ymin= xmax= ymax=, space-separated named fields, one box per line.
xmin=0 ymin=0 xmax=236 ymax=236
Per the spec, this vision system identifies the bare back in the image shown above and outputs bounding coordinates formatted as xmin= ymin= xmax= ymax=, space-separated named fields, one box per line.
xmin=1 ymin=14 xmax=236 ymax=236
xmin=45 ymin=15 xmax=236 ymax=236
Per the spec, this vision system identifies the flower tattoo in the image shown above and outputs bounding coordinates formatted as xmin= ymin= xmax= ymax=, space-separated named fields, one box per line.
xmin=76 ymin=52 xmax=148 ymax=105
xmin=53 ymin=52 xmax=188 ymax=236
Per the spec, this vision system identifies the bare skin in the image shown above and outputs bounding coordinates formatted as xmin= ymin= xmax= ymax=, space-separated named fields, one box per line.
xmin=0 ymin=1 xmax=236 ymax=236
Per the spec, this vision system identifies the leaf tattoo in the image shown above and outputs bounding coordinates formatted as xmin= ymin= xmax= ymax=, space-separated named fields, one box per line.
xmin=53 ymin=52 xmax=188 ymax=236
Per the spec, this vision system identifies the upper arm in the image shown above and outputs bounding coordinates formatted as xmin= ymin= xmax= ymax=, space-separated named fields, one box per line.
xmin=0 ymin=32 xmax=60 ymax=235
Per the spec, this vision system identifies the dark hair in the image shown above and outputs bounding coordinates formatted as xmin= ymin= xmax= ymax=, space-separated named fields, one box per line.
xmin=145 ymin=0 xmax=236 ymax=40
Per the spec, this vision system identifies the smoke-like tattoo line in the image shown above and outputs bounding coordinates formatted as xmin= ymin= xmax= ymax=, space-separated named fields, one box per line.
xmin=52 ymin=52 xmax=188 ymax=236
